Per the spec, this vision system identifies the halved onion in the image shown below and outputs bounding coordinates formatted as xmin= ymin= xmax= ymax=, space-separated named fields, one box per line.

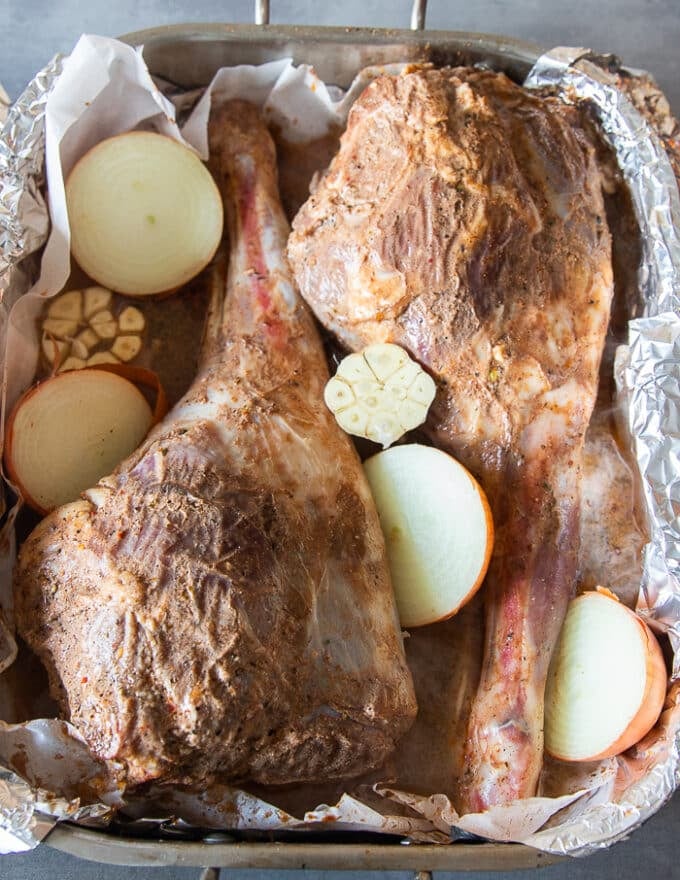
xmin=66 ymin=132 xmax=223 ymax=297
xmin=4 ymin=369 xmax=154 ymax=513
xmin=544 ymin=588 xmax=667 ymax=762
xmin=363 ymin=443 xmax=494 ymax=628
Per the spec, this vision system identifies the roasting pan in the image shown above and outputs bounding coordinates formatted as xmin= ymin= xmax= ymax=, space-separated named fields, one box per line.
xmin=14 ymin=0 xmax=600 ymax=872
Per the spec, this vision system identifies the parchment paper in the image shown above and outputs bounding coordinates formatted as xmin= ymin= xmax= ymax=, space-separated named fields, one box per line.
xmin=0 ymin=34 xmax=678 ymax=856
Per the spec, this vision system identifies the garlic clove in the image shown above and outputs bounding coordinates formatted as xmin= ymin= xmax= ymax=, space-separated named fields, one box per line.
xmin=111 ymin=335 xmax=143 ymax=363
xmin=90 ymin=310 xmax=118 ymax=340
xmin=87 ymin=351 xmax=121 ymax=366
xmin=43 ymin=317 xmax=79 ymax=338
xmin=83 ymin=286 xmax=113 ymax=319
xmin=58 ymin=356 xmax=87 ymax=373
xmin=118 ymin=306 xmax=145 ymax=334
xmin=46 ymin=289 xmax=83 ymax=322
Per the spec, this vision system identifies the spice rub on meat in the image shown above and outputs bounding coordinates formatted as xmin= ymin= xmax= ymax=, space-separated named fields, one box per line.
xmin=13 ymin=102 xmax=417 ymax=791
xmin=288 ymin=67 xmax=614 ymax=810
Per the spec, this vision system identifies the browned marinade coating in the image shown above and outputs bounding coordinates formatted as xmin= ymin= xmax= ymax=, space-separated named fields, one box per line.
xmin=288 ymin=68 xmax=613 ymax=809
xmin=13 ymin=102 xmax=416 ymax=790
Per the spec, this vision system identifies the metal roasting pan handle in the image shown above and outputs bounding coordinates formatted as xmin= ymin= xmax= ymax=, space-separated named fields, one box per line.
xmin=254 ymin=0 xmax=428 ymax=28
xmin=198 ymin=3 xmax=431 ymax=878
xmin=254 ymin=0 xmax=269 ymax=25
xmin=410 ymin=0 xmax=428 ymax=30
xmin=198 ymin=1 xmax=430 ymax=877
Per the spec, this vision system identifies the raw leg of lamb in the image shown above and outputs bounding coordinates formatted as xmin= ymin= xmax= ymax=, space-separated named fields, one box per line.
xmin=288 ymin=68 xmax=614 ymax=811
xmin=13 ymin=101 xmax=416 ymax=789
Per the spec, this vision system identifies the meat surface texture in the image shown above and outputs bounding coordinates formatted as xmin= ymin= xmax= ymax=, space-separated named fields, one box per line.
xmin=288 ymin=68 xmax=614 ymax=811
xmin=13 ymin=101 xmax=416 ymax=790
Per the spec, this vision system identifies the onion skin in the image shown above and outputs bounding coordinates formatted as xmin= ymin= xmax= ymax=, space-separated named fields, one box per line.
xmin=545 ymin=589 xmax=667 ymax=762
xmin=87 ymin=363 xmax=168 ymax=424
xmin=424 ymin=477 xmax=494 ymax=627
xmin=4 ymin=383 xmax=51 ymax=515
xmin=4 ymin=368 xmax=160 ymax=515
xmin=573 ymin=612 xmax=667 ymax=761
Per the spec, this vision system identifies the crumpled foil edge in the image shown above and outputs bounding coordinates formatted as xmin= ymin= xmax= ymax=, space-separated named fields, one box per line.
xmin=0 ymin=765 xmax=111 ymax=853
xmin=525 ymin=47 xmax=680 ymax=856
xmin=0 ymin=55 xmax=63 ymax=284
xmin=1 ymin=43 xmax=679 ymax=856
xmin=0 ymin=52 xmax=124 ymax=855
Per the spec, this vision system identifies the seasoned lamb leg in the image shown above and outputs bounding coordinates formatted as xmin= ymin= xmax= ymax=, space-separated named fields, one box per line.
xmin=288 ymin=68 xmax=614 ymax=810
xmin=13 ymin=101 xmax=416 ymax=789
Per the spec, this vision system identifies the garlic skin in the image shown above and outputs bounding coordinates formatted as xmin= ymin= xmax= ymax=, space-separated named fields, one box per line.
xmin=324 ymin=343 xmax=436 ymax=448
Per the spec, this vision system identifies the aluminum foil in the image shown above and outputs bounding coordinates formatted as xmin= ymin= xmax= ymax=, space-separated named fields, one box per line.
xmin=0 ymin=40 xmax=679 ymax=857
xmin=526 ymin=48 xmax=680 ymax=662
xmin=525 ymin=47 xmax=680 ymax=854
xmin=0 ymin=55 xmax=63 ymax=283
xmin=0 ymin=764 xmax=110 ymax=853
xmin=0 ymin=58 xmax=67 ymax=720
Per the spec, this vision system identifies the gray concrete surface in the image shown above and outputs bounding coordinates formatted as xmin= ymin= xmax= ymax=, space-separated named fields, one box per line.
xmin=1 ymin=1 xmax=679 ymax=878
xmin=1 ymin=1 xmax=679 ymax=109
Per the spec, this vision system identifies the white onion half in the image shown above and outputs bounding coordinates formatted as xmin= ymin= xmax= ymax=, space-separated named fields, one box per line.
xmin=66 ymin=132 xmax=223 ymax=297
xmin=364 ymin=443 xmax=494 ymax=628
xmin=4 ymin=369 xmax=153 ymax=512
xmin=544 ymin=589 xmax=667 ymax=762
